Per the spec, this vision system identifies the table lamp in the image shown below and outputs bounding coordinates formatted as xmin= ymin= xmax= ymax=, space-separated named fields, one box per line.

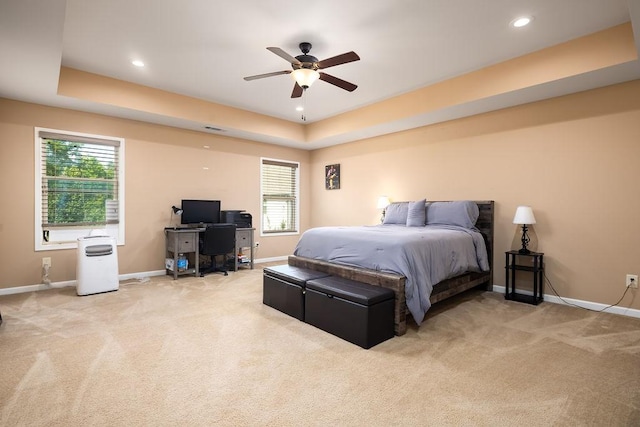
xmin=170 ymin=205 xmax=183 ymax=226
xmin=377 ymin=196 xmax=390 ymax=223
xmin=513 ymin=206 xmax=536 ymax=254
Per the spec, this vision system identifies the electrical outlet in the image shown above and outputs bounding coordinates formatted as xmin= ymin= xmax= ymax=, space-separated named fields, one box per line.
xmin=42 ymin=257 xmax=51 ymax=268
xmin=626 ymin=274 xmax=638 ymax=288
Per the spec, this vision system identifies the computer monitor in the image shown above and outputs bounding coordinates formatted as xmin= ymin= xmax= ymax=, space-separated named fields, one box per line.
xmin=180 ymin=199 xmax=221 ymax=225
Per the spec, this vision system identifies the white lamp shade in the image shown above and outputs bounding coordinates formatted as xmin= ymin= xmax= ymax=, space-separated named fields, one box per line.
xmin=513 ymin=206 xmax=536 ymax=224
xmin=377 ymin=196 xmax=391 ymax=209
xmin=291 ymin=68 xmax=320 ymax=88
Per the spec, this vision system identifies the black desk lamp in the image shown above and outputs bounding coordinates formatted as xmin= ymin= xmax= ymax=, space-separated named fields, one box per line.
xmin=170 ymin=205 xmax=183 ymax=227
xmin=513 ymin=206 xmax=536 ymax=254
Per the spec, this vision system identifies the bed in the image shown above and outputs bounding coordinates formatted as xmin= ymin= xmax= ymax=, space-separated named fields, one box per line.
xmin=289 ymin=200 xmax=494 ymax=335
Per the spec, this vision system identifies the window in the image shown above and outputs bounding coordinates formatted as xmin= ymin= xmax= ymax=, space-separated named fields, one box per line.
xmin=35 ymin=128 xmax=125 ymax=250
xmin=260 ymin=158 xmax=299 ymax=235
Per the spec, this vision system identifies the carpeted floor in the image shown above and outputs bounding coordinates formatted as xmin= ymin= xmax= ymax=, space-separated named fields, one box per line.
xmin=1 ymin=265 xmax=639 ymax=426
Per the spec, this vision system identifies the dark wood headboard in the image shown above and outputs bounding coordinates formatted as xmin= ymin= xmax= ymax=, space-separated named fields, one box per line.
xmin=475 ymin=200 xmax=494 ymax=289
xmin=474 ymin=200 xmax=494 ymax=265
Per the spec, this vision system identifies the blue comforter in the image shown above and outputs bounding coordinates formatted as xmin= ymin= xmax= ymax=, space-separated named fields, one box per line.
xmin=293 ymin=224 xmax=490 ymax=325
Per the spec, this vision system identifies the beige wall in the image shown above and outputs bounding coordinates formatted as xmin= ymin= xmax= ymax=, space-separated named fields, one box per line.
xmin=0 ymin=99 xmax=310 ymax=288
xmin=2 ymin=79 xmax=640 ymax=311
xmin=309 ymin=80 xmax=640 ymax=310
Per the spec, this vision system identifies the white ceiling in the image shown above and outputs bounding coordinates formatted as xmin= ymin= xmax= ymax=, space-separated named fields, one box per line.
xmin=1 ymin=0 xmax=640 ymax=148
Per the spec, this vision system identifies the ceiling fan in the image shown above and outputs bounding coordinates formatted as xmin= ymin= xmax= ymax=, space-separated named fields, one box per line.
xmin=243 ymin=42 xmax=360 ymax=98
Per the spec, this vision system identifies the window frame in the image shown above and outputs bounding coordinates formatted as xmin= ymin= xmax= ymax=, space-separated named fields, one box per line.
xmin=34 ymin=127 xmax=125 ymax=251
xmin=260 ymin=157 xmax=300 ymax=237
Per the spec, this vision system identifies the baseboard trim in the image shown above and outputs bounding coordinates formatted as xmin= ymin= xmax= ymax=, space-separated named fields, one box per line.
xmin=0 ymin=259 xmax=288 ymax=297
xmin=492 ymin=285 xmax=640 ymax=319
xmin=0 ymin=283 xmax=54 ymax=295
xmin=254 ymin=256 xmax=287 ymax=264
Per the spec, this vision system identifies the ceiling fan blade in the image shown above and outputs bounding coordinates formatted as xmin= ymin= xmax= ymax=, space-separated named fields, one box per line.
xmin=319 ymin=72 xmax=358 ymax=92
xmin=291 ymin=83 xmax=303 ymax=98
xmin=243 ymin=70 xmax=291 ymax=81
xmin=267 ymin=47 xmax=301 ymax=65
xmin=317 ymin=51 xmax=360 ymax=69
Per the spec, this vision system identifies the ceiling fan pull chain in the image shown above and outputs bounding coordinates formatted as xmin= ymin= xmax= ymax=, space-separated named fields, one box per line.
xmin=301 ymin=90 xmax=307 ymax=121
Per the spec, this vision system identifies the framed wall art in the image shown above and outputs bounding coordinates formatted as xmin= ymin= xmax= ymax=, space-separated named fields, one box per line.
xmin=325 ymin=164 xmax=340 ymax=190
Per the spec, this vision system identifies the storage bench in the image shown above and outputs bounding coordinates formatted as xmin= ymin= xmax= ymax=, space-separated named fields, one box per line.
xmin=263 ymin=265 xmax=330 ymax=320
xmin=305 ymin=276 xmax=395 ymax=349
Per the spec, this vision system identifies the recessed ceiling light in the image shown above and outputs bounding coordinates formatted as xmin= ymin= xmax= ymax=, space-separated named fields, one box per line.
xmin=296 ymin=106 xmax=304 ymax=112
xmin=511 ymin=16 xmax=533 ymax=28
xmin=131 ymin=60 xmax=145 ymax=67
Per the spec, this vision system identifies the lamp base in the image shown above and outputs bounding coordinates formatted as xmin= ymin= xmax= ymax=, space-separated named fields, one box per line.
xmin=518 ymin=224 xmax=532 ymax=255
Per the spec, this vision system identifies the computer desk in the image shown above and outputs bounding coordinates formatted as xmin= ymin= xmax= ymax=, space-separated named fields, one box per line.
xmin=164 ymin=226 xmax=254 ymax=279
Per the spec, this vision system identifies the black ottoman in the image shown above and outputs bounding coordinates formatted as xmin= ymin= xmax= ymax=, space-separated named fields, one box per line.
xmin=305 ymin=276 xmax=395 ymax=349
xmin=263 ymin=265 xmax=330 ymax=320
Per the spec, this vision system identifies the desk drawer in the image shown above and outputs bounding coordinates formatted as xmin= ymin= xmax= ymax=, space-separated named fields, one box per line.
xmin=236 ymin=229 xmax=252 ymax=247
xmin=167 ymin=233 xmax=197 ymax=253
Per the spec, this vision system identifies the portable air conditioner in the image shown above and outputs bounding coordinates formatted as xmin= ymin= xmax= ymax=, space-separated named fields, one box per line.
xmin=76 ymin=235 xmax=119 ymax=296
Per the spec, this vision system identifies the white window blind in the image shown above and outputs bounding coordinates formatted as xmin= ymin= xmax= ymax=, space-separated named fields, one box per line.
xmin=261 ymin=158 xmax=299 ymax=234
xmin=39 ymin=131 xmax=120 ymax=227
xmin=35 ymin=127 xmax=125 ymax=250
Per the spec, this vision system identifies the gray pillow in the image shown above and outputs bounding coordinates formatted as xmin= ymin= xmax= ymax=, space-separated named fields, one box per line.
xmin=425 ymin=201 xmax=479 ymax=229
xmin=406 ymin=199 xmax=426 ymax=227
xmin=383 ymin=202 xmax=409 ymax=225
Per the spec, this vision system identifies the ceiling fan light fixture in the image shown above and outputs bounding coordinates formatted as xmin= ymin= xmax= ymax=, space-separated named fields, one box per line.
xmin=244 ymin=44 xmax=359 ymax=98
xmin=291 ymin=68 xmax=320 ymax=89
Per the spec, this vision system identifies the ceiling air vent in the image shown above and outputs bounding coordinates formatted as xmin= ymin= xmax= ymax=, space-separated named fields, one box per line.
xmin=204 ymin=125 xmax=225 ymax=132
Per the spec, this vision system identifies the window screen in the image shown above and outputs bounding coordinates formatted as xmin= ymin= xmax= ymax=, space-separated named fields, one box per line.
xmin=261 ymin=158 xmax=299 ymax=234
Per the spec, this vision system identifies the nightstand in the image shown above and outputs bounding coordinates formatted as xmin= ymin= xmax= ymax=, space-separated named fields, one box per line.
xmin=165 ymin=228 xmax=200 ymax=279
xmin=505 ymin=250 xmax=544 ymax=305
xmin=234 ymin=228 xmax=255 ymax=271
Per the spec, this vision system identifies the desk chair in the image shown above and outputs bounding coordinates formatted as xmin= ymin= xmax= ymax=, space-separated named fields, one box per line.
xmin=200 ymin=223 xmax=236 ymax=276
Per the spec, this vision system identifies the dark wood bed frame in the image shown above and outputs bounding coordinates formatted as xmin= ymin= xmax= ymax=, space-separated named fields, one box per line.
xmin=288 ymin=200 xmax=494 ymax=336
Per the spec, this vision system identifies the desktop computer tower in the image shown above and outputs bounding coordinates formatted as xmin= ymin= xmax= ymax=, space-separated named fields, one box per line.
xmin=221 ymin=210 xmax=252 ymax=228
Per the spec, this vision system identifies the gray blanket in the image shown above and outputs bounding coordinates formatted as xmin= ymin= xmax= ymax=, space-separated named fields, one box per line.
xmin=293 ymin=224 xmax=490 ymax=324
